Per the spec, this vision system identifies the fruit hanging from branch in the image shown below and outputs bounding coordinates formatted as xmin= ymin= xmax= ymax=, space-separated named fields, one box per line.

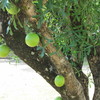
xmin=54 ymin=75 xmax=65 ymax=87
xmin=0 ymin=45 xmax=10 ymax=57
xmin=25 ymin=33 xmax=40 ymax=47
xmin=6 ymin=1 xmax=20 ymax=15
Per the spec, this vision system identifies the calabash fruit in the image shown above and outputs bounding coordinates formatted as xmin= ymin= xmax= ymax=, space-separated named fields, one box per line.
xmin=6 ymin=2 xmax=20 ymax=15
xmin=25 ymin=33 xmax=40 ymax=47
xmin=54 ymin=75 xmax=65 ymax=87
xmin=55 ymin=96 xmax=63 ymax=100
xmin=0 ymin=45 xmax=10 ymax=57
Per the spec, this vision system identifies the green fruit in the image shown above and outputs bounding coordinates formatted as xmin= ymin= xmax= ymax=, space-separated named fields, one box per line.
xmin=54 ymin=75 xmax=65 ymax=87
xmin=0 ymin=45 xmax=10 ymax=57
xmin=25 ymin=33 xmax=40 ymax=47
xmin=6 ymin=2 xmax=20 ymax=15
xmin=55 ymin=96 xmax=63 ymax=100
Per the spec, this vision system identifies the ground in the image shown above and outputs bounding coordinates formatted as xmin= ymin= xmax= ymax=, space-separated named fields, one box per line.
xmin=0 ymin=59 xmax=60 ymax=100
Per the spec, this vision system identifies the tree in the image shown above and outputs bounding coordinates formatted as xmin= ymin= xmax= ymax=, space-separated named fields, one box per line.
xmin=0 ymin=0 xmax=100 ymax=100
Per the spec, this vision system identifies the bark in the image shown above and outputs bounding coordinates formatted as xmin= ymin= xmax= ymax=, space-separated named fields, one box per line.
xmin=88 ymin=46 xmax=100 ymax=100
xmin=39 ymin=23 xmax=86 ymax=100
xmin=20 ymin=1 xmax=86 ymax=99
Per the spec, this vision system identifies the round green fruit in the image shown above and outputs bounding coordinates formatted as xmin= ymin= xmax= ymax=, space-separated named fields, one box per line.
xmin=54 ymin=75 xmax=65 ymax=87
xmin=0 ymin=45 xmax=10 ymax=57
xmin=6 ymin=2 xmax=20 ymax=15
xmin=25 ymin=33 xmax=40 ymax=47
xmin=55 ymin=96 xmax=63 ymax=100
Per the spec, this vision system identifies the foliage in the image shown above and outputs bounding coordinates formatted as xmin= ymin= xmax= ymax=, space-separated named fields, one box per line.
xmin=33 ymin=0 xmax=100 ymax=65
xmin=0 ymin=0 xmax=100 ymax=67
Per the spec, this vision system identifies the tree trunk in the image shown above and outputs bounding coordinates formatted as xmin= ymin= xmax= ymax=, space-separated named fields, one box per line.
xmin=1 ymin=10 xmax=67 ymax=97
xmin=88 ymin=46 xmax=100 ymax=100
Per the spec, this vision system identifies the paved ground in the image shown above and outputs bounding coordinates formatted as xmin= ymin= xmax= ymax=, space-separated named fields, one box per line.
xmin=0 ymin=59 xmax=60 ymax=100
xmin=0 ymin=59 xmax=94 ymax=100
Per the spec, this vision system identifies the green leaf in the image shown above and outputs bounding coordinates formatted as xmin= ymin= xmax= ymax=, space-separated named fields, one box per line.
xmin=15 ymin=0 xmax=19 ymax=3
xmin=40 ymin=48 xmax=45 ymax=58
xmin=37 ymin=16 xmax=44 ymax=29
xmin=9 ymin=27 xmax=13 ymax=35
xmin=32 ymin=15 xmax=40 ymax=18
xmin=6 ymin=26 xmax=10 ymax=34
xmin=13 ymin=19 xmax=18 ymax=30
xmin=49 ymin=52 xmax=57 ymax=56
xmin=38 ymin=0 xmax=43 ymax=8
xmin=0 ymin=0 xmax=8 ymax=9
xmin=17 ymin=17 xmax=23 ymax=28
xmin=32 ymin=0 xmax=38 ymax=4
xmin=36 ymin=46 xmax=43 ymax=50
xmin=37 ymin=46 xmax=45 ymax=58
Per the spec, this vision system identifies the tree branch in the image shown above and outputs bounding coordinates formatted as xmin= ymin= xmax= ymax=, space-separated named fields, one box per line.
xmin=1 ymin=9 xmax=69 ymax=99
xmin=20 ymin=0 xmax=86 ymax=100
